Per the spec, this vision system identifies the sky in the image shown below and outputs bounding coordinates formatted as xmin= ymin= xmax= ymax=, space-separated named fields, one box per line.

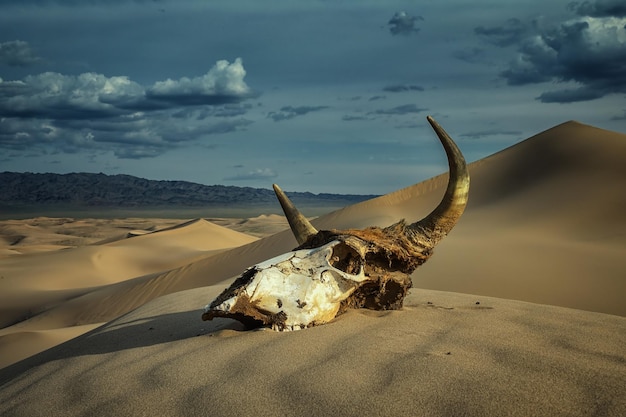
xmin=0 ymin=0 xmax=625 ymax=195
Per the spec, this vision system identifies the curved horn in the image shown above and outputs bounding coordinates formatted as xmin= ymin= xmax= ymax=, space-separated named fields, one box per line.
xmin=408 ymin=116 xmax=470 ymax=245
xmin=273 ymin=184 xmax=318 ymax=245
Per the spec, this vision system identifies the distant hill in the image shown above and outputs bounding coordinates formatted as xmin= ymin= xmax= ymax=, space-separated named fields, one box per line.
xmin=0 ymin=172 xmax=378 ymax=211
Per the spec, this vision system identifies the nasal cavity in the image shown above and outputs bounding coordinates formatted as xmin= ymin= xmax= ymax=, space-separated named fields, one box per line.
xmin=330 ymin=243 xmax=361 ymax=275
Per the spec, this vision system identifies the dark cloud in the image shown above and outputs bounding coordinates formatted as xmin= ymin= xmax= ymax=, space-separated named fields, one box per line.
xmin=0 ymin=72 xmax=141 ymax=119
xmin=476 ymin=4 xmax=626 ymax=103
xmin=501 ymin=16 xmax=626 ymax=102
xmin=0 ymin=118 xmax=56 ymax=151
xmin=368 ymin=95 xmax=386 ymax=101
xmin=499 ymin=36 xmax=557 ymax=85
xmin=388 ymin=11 xmax=423 ymax=36
xmin=567 ymin=0 xmax=626 ymax=17
xmin=369 ymin=104 xmax=427 ymax=115
xmin=0 ymin=113 xmax=253 ymax=159
xmin=383 ymin=84 xmax=424 ymax=93
xmin=474 ymin=18 xmax=529 ymax=47
xmin=536 ymin=86 xmax=606 ymax=103
xmin=0 ymin=59 xmax=256 ymax=158
xmin=0 ymin=40 xmax=41 ymax=67
xmin=267 ymin=105 xmax=329 ymax=122
xmin=0 ymin=59 xmax=252 ymax=120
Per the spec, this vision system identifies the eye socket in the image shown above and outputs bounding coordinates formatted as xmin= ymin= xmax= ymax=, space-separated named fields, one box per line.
xmin=330 ymin=242 xmax=361 ymax=275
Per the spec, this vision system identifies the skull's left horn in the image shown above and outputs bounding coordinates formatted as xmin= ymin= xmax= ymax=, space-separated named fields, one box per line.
xmin=273 ymin=184 xmax=318 ymax=245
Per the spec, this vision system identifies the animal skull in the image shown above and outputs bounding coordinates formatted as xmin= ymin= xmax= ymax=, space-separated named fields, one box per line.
xmin=202 ymin=116 xmax=469 ymax=331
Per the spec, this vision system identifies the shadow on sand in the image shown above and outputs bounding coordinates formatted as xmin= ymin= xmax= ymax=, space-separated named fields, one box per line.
xmin=0 ymin=308 xmax=247 ymax=383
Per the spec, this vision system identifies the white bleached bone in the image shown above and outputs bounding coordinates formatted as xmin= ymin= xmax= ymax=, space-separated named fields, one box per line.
xmin=203 ymin=116 xmax=469 ymax=331
xmin=206 ymin=241 xmax=367 ymax=331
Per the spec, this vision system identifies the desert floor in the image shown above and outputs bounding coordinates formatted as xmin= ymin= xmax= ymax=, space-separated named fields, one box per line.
xmin=0 ymin=121 xmax=625 ymax=416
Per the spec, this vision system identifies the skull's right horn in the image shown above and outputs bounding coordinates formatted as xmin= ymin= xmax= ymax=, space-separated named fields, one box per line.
xmin=404 ymin=115 xmax=470 ymax=247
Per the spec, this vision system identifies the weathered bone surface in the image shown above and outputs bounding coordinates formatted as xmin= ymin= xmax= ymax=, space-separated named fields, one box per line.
xmin=202 ymin=116 xmax=469 ymax=331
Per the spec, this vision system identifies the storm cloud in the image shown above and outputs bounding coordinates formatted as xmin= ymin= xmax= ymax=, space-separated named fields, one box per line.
xmin=505 ymin=16 xmax=626 ymax=102
xmin=476 ymin=2 xmax=626 ymax=103
xmin=567 ymin=0 xmax=626 ymax=17
xmin=0 ymin=58 xmax=255 ymax=158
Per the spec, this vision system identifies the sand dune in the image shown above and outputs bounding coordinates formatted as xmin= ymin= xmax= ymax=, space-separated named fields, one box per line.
xmin=0 ymin=217 xmax=190 ymax=256
xmin=1 ymin=288 xmax=624 ymax=416
xmin=0 ymin=219 xmax=257 ymax=365
xmin=210 ymin=214 xmax=290 ymax=237
xmin=0 ymin=121 xmax=625 ymax=416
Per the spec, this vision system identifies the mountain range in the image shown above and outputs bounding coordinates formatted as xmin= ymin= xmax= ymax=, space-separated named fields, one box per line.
xmin=0 ymin=172 xmax=377 ymax=211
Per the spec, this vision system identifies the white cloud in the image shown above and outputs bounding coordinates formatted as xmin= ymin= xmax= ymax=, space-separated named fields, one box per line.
xmin=0 ymin=58 xmax=256 ymax=159
xmin=0 ymin=58 xmax=253 ymax=119
xmin=0 ymin=72 xmax=142 ymax=118
xmin=147 ymin=58 xmax=251 ymax=103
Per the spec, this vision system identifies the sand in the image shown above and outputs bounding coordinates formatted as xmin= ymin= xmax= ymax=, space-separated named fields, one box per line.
xmin=0 ymin=120 xmax=625 ymax=416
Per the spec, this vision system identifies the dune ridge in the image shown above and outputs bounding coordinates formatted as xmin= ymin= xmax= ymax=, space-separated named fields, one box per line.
xmin=0 ymin=121 xmax=625 ymax=416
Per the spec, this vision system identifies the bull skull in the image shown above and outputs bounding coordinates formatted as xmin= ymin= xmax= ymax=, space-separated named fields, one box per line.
xmin=202 ymin=116 xmax=469 ymax=331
